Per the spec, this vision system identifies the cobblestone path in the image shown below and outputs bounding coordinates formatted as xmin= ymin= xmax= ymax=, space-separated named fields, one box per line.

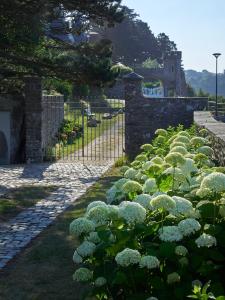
xmin=0 ymin=162 xmax=113 ymax=270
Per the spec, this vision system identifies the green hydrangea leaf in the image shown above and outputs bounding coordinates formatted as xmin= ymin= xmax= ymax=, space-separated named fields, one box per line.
xmin=197 ymin=201 xmax=219 ymax=219
xmin=157 ymin=174 xmax=173 ymax=192
xmin=159 ymin=242 xmax=176 ymax=258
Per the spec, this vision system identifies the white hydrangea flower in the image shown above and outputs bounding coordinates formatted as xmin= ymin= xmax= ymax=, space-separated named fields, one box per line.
xmin=170 ymin=146 xmax=188 ymax=156
xmin=165 ymin=152 xmax=186 ymax=166
xmin=154 ymin=191 xmax=167 ymax=196
xmin=122 ymin=180 xmax=143 ymax=194
xmin=143 ymin=178 xmax=158 ymax=194
xmin=175 ymin=245 xmax=188 ymax=256
xmin=86 ymin=205 xmax=109 ymax=226
xmin=177 ymin=131 xmax=191 ymax=138
xmin=73 ymin=268 xmax=93 ymax=282
xmin=156 ymin=136 xmax=166 ymax=144
xmin=191 ymin=137 xmax=207 ymax=147
xmin=178 ymin=219 xmax=201 ymax=236
xmin=106 ymin=186 xmax=117 ymax=203
xmin=148 ymin=165 xmax=162 ymax=175
xmin=198 ymin=172 xmax=225 ymax=195
xmin=135 ymin=171 xmax=144 ymax=181
xmin=124 ymin=168 xmax=139 ymax=180
xmin=163 ymin=167 xmax=186 ymax=183
xmin=159 ymin=226 xmax=183 ymax=242
xmin=136 ymin=154 xmax=148 ymax=162
xmin=179 ymin=257 xmax=189 ymax=266
xmin=73 ymin=251 xmax=83 ymax=264
xmin=70 ymin=217 xmax=95 ymax=237
xmin=155 ymin=128 xmax=168 ymax=137
xmin=76 ymin=241 xmax=96 ymax=257
xmin=173 ymin=136 xmax=190 ymax=145
xmin=150 ymin=195 xmax=176 ymax=211
xmin=87 ymin=201 xmax=107 ymax=212
xmin=146 ymin=297 xmax=158 ymax=300
xmin=131 ymin=160 xmax=141 ymax=168
xmin=141 ymin=144 xmax=154 ymax=152
xmin=197 ymin=146 xmax=214 ymax=157
xmin=120 ymin=166 xmax=129 ymax=175
xmin=107 ymin=205 xmax=119 ymax=219
xmin=167 ymin=272 xmax=181 ymax=284
xmin=169 ymin=196 xmax=193 ymax=216
xmin=141 ymin=175 xmax=149 ymax=182
xmin=178 ymin=158 xmax=198 ymax=177
xmin=184 ymin=208 xmax=201 ymax=219
xmin=170 ymin=142 xmax=187 ymax=150
xmin=150 ymin=156 xmax=164 ymax=165
xmin=185 ymin=153 xmax=195 ymax=159
xmin=168 ymin=136 xmax=176 ymax=144
xmin=95 ymin=277 xmax=107 ymax=287
xmin=134 ymin=194 xmax=152 ymax=209
xmin=86 ymin=232 xmax=101 ymax=244
xmin=139 ymin=256 xmax=160 ymax=269
xmin=142 ymin=161 xmax=153 ymax=171
xmin=219 ymin=205 xmax=225 ymax=217
xmin=119 ymin=201 xmax=146 ymax=224
xmin=115 ymin=248 xmax=141 ymax=267
xmin=195 ymin=233 xmax=217 ymax=248
xmin=115 ymin=178 xmax=129 ymax=190
xmin=196 ymin=187 xmax=211 ymax=198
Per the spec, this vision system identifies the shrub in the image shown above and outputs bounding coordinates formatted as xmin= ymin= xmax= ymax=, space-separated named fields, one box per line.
xmin=69 ymin=126 xmax=225 ymax=300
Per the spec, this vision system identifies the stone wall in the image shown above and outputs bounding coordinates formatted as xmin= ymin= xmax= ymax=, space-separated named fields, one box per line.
xmin=25 ymin=77 xmax=64 ymax=163
xmin=42 ymin=95 xmax=64 ymax=149
xmin=194 ymin=111 xmax=225 ymax=166
xmin=124 ymin=72 xmax=208 ymax=159
xmin=0 ymin=77 xmax=64 ymax=164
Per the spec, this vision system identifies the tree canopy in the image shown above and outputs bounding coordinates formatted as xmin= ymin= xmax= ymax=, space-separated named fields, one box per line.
xmin=0 ymin=0 xmax=125 ymax=92
xmin=157 ymin=33 xmax=177 ymax=62
xmin=94 ymin=7 xmax=177 ymax=66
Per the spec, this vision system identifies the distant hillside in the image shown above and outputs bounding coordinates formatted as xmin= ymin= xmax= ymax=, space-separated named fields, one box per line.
xmin=185 ymin=69 xmax=225 ymax=96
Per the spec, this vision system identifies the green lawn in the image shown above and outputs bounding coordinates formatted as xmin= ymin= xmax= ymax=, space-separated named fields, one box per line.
xmin=0 ymin=167 xmax=122 ymax=300
xmin=0 ymin=186 xmax=57 ymax=222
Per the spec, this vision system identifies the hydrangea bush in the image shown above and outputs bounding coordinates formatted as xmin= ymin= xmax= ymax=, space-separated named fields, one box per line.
xmin=70 ymin=125 xmax=225 ymax=300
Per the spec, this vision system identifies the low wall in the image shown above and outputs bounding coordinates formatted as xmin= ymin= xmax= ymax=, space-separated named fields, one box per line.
xmin=194 ymin=111 xmax=225 ymax=166
xmin=124 ymin=72 xmax=208 ymax=159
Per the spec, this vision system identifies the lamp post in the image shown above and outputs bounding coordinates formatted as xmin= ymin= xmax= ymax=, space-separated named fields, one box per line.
xmin=213 ymin=53 xmax=221 ymax=116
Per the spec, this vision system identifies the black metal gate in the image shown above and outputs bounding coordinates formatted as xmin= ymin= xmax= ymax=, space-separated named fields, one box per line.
xmin=43 ymin=98 xmax=125 ymax=162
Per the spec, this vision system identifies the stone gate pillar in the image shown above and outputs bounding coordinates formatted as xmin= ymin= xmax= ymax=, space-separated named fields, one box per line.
xmin=24 ymin=76 xmax=43 ymax=163
xmin=123 ymin=72 xmax=144 ymax=160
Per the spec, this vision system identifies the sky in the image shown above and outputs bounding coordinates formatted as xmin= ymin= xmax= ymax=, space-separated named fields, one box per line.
xmin=122 ymin=0 xmax=225 ymax=73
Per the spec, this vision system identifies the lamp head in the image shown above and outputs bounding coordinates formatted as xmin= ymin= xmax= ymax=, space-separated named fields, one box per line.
xmin=213 ymin=53 xmax=221 ymax=59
